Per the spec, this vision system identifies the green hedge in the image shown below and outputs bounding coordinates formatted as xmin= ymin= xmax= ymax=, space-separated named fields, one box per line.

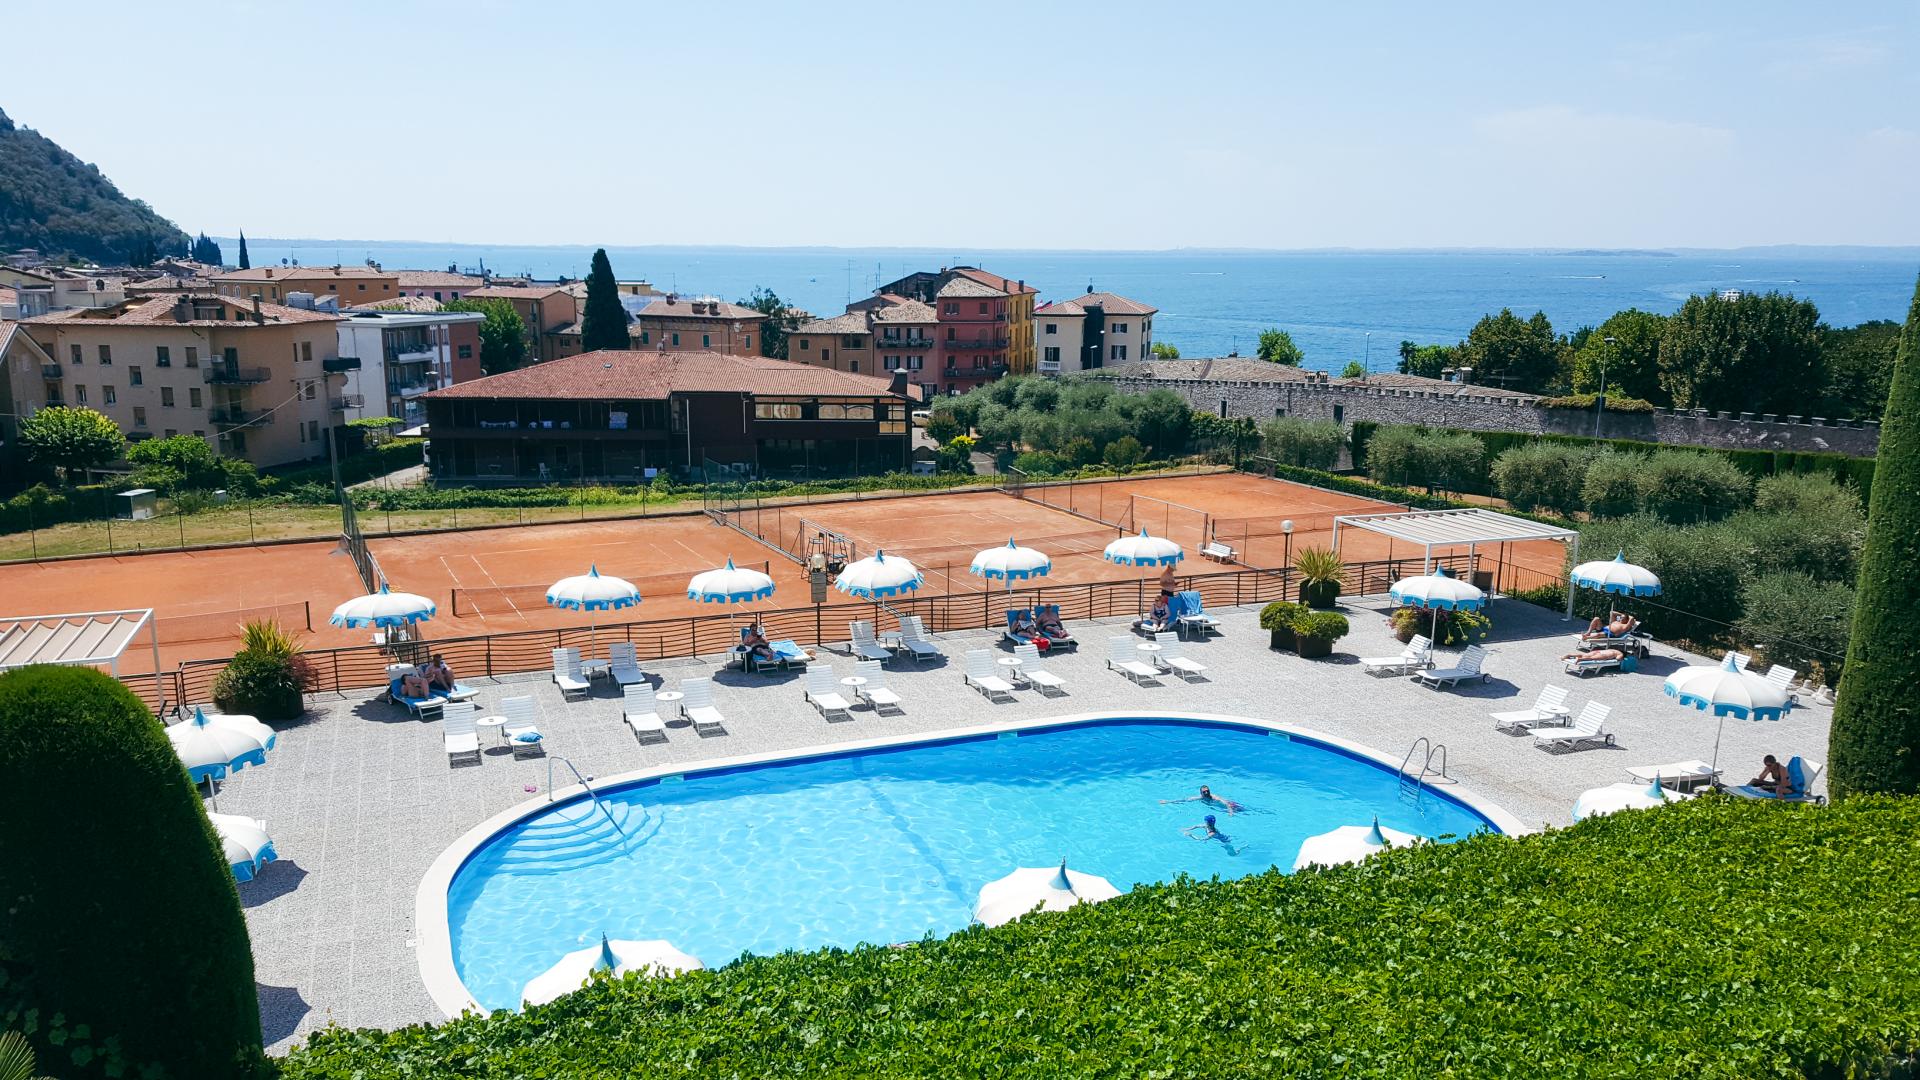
xmin=281 ymin=797 xmax=1920 ymax=1078
xmin=1457 ymin=428 xmax=1875 ymax=503
xmin=0 ymin=666 xmax=262 ymax=1078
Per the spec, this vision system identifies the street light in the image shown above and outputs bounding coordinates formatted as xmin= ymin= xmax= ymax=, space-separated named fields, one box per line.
xmin=1281 ymin=519 xmax=1295 ymax=567
xmin=1596 ymin=335 xmax=1616 ymax=438
xmin=1363 ymin=332 xmax=1372 ymax=377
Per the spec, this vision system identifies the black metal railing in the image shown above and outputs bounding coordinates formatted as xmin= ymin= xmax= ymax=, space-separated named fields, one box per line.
xmin=204 ymin=365 xmax=271 ymax=385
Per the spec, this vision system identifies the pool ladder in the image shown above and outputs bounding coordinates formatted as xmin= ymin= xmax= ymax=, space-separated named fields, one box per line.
xmin=1399 ymin=737 xmax=1449 ymax=800
xmin=547 ymin=755 xmax=627 ymax=841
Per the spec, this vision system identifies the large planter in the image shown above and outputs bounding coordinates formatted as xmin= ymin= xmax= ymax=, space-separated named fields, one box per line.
xmin=1269 ymin=627 xmax=1296 ymax=652
xmin=1296 ymin=636 xmax=1334 ymax=659
xmin=1301 ymin=580 xmax=1341 ymax=610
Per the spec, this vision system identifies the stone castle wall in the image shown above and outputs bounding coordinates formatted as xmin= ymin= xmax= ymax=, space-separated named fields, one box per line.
xmin=1108 ymin=377 xmax=1880 ymax=457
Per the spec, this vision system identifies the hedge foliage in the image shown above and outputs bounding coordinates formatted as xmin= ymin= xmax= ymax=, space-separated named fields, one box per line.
xmin=1361 ymin=426 xmax=1487 ymax=494
xmin=280 ymin=797 xmax=1920 ymax=1078
xmin=1831 ymin=275 xmax=1920 ymax=797
xmin=1459 ymin=428 xmax=1876 ymax=504
xmin=0 ymin=666 xmax=261 ymax=1078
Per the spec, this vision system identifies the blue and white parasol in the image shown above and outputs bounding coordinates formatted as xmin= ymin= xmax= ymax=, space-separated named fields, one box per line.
xmin=970 ymin=538 xmax=1052 ymax=591
xmin=1102 ymin=530 xmax=1183 ymax=567
xmin=1571 ymin=552 xmax=1662 ymax=597
xmin=167 ymin=707 xmax=275 ymax=784
xmin=1388 ymin=566 xmax=1486 ymax=611
xmin=546 ymin=565 xmax=643 ymax=612
xmin=686 ymin=559 xmax=777 ymax=604
xmin=1664 ymin=652 xmax=1792 ymax=777
xmin=330 ymin=582 xmax=437 ymax=628
xmin=834 ymin=550 xmax=925 ymax=599
xmin=522 ymin=934 xmax=702 ymax=1007
xmin=209 ymin=812 xmax=278 ymax=883
xmin=1572 ymin=777 xmax=1688 ymax=822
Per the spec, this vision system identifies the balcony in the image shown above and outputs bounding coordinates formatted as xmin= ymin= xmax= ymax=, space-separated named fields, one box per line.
xmin=386 ymin=343 xmax=436 ymax=363
xmin=945 ymin=338 xmax=1009 ymax=351
xmin=204 ymin=365 xmax=271 ymax=385
xmin=323 ymin=356 xmax=362 ymax=373
xmin=210 ymin=407 xmax=272 ymax=427
xmin=878 ymin=336 xmax=934 ymax=350
xmin=389 ymin=380 xmax=436 ymax=398
xmin=330 ymin=394 xmax=366 ymax=411
xmin=1037 ymin=360 xmax=1062 ymax=375
xmin=41 ymin=363 xmax=63 ymax=379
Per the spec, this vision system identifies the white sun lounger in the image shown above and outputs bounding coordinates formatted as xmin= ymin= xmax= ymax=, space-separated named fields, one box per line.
xmin=853 ymin=659 xmax=904 ymax=714
xmin=551 ymin=648 xmax=590 ymax=700
xmin=1362 ymin=634 xmax=1432 ymax=676
xmin=1014 ymin=644 xmax=1067 ymax=697
xmin=1107 ymin=636 xmax=1161 ymax=685
xmin=607 ymin=642 xmax=647 ymax=688
xmin=441 ymin=701 xmax=481 ymax=766
xmin=1491 ymin=685 xmax=1570 ymax=732
xmin=849 ymin=620 xmax=895 ymax=664
xmin=1625 ymin=759 xmax=1718 ymax=791
xmin=1152 ymin=632 xmax=1208 ymax=681
xmin=1415 ymin=645 xmax=1490 ymax=689
xmin=1764 ymin=664 xmax=1802 ymax=705
xmin=1530 ymin=701 xmax=1614 ymax=751
xmin=964 ymin=649 xmax=1017 ymax=702
xmin=898 ymin=616 xmax=942 ymax=664
xmin=804 ymin=667 xmax=855 ymax=721
xmin=500 ymin=695 xmax=545 ymax=758
xmin=1727 ymin=756 xmax=1825 ymax=804
xmin=622 ymin=685 xmax=667 ymax=742
xmin=681 ymin=676 xmax=725 ymax=735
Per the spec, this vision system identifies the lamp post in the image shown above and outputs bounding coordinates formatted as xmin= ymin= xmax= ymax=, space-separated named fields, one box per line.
xmin=1363 ymin=332 xmax=1372 ymax=377
xmin=1595 ymin=335 xmax=1616 ymax=438
xmin=1281 ymin=518 xmax=1295 ymax=566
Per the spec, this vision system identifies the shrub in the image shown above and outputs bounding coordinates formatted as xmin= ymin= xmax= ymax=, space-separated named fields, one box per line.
xmin=1736 ymin=571 xmax=1852 ymax=685
xmin=0 ymin=666 xmax=261 ymax=1077
xmin=281 ymin=797 xmax=1920 ymax=1079
xmin=1362 ymin=426 xmax=1486 ymax=494
xmin=1636 ymin=449 xmax=1753 ymax=523
xmin=1580 ymin=450 xmax=1645 ymax=518
xmin=1491 ymin=442 xmax=1591 ymax=515
xmin=1722 ymin=506 xmax=1865 ymax=584
xmin=1060 ymin=436 xmax=1098 ymax=467
xmin=1010 ymin=451 xmax=1067 ymax=477
xmin=1752 ymin=470 xmax=1864 ymax=519
xmin=1102 ymin=435 xmax=1145 ymax=468
xmin=211 ymin=619 xmax=311 ymax=720
xmin=1291 ymin=610 xmax=1349 ymax=642
xmin=1258 ymin=417 xmax=1345 ymax=470
xmin=924 ymin=410 xmax=962 ymax=445
xmin=1257 ymin=601 xmax=1306 ymax=631
xmin=1536 ymin=392 xmax=1656 ymax=412
xmin=1361 ymin=425 xmax=1423 ymax=488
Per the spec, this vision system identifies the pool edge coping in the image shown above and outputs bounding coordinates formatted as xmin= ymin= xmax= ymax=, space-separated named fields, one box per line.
xmin=413 ymin=710 xmax=1533 ymax=1019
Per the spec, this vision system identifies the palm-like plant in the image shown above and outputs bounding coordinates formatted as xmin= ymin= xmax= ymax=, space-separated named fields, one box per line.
xmin=0 ymin=1032 xmax=51 ymax=1080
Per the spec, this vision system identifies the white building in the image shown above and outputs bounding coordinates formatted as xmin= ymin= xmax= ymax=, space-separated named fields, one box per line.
xmin=332 ymin=307 xmax=485 ymax=426
xmin=1034 ymin=290 xmax=1158 ymax=374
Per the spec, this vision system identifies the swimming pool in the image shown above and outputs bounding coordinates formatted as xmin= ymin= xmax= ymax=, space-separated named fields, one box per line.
xmin=425 ymin=714 xmax=1520 ymax=1013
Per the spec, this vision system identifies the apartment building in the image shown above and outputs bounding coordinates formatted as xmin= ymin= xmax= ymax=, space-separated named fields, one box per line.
xmin=870 ymin=266 xmax=1040 ymax=385
xmin=393 ymin=270 xmax=485 ymax=302
xmin=213 ymin=265 xmax=400 ymax=307
xmin=18 ymin=294 xmax=345 ymax=467
xmin=789 ymin=312 xmax=872 ymax=374
xmin=628 ymin=296 xmax=765 ymax=356
xmin=461 ymin=285 xmax=580 ymax=363
xmin=333 ymin=308 xmax=486 ymax=426
xmin=1035 ymin=290 xmax=1159 ymax=374
xmin=2 ymin=267 xmax=126 ymax=317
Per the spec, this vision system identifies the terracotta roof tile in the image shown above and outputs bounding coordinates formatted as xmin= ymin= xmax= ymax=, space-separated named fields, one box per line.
xmin=366 ymin=295 xmax=448 ymax=313
xmin=393 ymin=270 xmax=485 ymax=288
xmin=870 ymin=299 xmax=937 ymax=323
xmin=951 ymin=266 xmax=1036 ymax=294
xmin=793 ymin=312 xmax=871 ymax=335
xmin=935 ymin=277 xmax=1005 ymax=299
xmin=215 ymin=266 xmax=395 ymax=282
xmin=21 ymin=293 xmax=342 ymax=328
xmin=464 ymin=285 xmax=574 ymax=301
xmin=635 ymin=298 xmax=764 ymax=321
xmin=426 ymin=349 xmax=900 ymax=402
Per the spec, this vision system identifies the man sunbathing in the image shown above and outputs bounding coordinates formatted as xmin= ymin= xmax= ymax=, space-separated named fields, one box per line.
xmin=1582 ymin=612 xmax=1637 ymax=641
xmin=400 ymin=670 xmax=433 ymax=699
xmin=1749 ymin=754 xmax=1789 ymax=794
xmin=1036 ymin=608 xmax=1069 ymax=641
xmin=424 ymin=654 xmax=456 ymax=691
xmin=1562 ymin=647 xmax=1626 ymax=663
xmin=742 ymin=623 xmax=777 ymax=662
xmin=1009 ymin=611 xmax=1038 ymax=640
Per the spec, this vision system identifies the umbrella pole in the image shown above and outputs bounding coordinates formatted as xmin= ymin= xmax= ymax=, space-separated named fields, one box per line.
xmin=204 ymin=773 xmax=219 ymax=812
xmin=1710 ymin=712 xmax=1727 ymax=788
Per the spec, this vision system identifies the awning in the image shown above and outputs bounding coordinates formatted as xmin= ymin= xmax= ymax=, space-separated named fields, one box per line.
xmin=1332 ymin=508 xmax=1582 ymax=617
xmin=0 ymin=608 xmax=162 ymax=704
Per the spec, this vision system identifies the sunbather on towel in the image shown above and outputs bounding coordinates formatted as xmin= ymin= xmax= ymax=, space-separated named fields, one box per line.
xmin=1137 ymin=596 xmax=1172 ymax=633
xmin=742 ymin=623 xmax=777 ymax=662
xmin=400 ymin=670 xmax=432 ymax=699
xmin=1037 ymin=609 xmax=1070 ymax=641
xmin=1160 ymin=784 xmax=1243 ymax=814
xmin=424 ymin=654 xmax=456 ymax=691
xmin=1582 ymin=613 xmax=1637 ymax=641
xmin=1749 ymin=754 xmax=1788 ymax=793
xmin=1009 ymin=611 xmax=1038 ymax=641
xmin=1562 ymin=648 xmax=1626 ymax=662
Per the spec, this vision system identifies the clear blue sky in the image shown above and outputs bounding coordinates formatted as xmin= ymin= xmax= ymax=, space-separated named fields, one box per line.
xmin=8 ymin=2 xmax=1916 ymax=250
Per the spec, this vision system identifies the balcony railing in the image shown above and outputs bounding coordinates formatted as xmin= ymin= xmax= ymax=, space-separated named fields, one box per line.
xmin=389 ymin=381 xmax=436 ymax=398
xmin=323 ymin=356 xmax=362 ymax=373
xmin=1037 ymin=360 xmax=1062 ymax=374
xmin=945 ymin=338 xmax=1009 ymax=351
xmin=330 ymin=394 xmax=366 ymax=411
xmin=204 ymin=365 xmax=271 ymax=385
xmin=41 ymin=363 xmax=63 ymax=379
xmin=878 ymin=336 xmax=934 ymax=350
xmin=210 ymin=407 xmax=272 ymax=427
xmin=386 ymin=344 xmax=436 ymax=363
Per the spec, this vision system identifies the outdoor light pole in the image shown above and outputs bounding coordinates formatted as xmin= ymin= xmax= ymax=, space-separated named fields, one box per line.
xmin=1595 ymin=335 xmax=1616 ymax=438
xmin=1363 ymin=332 xmax=1372 ymax=377
xmin=1282 ymin=517 xmax=1295 ymax=568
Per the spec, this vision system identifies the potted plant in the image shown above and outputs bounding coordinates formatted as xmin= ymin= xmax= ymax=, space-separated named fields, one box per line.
xmin=1295 ymin=546 xmax=1345 ymax=610
xmin=1292 ymin=610 xmax=1350 ymax=659
xmin=1389 ymin=606 xmax=1425 ymax=643
xmin=1259 ymin=601 xmax=1306 ymax=652
xmin=212 ymin=618 xmax=313 ymax=721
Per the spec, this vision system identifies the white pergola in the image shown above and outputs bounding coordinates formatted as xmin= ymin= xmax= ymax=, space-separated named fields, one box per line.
xmin=1331 ymin=508 xmax=1582 ymax=617
xmin=0 ymin=608 xmax=163 ymax=703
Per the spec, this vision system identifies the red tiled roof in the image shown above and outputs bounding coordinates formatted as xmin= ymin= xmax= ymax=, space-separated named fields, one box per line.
xmin=464 ymin=285 xmax=573 ymax=301
xmin=870 ymin=298 xmax=937 ymax=323
xmin=426 ymin=349 xmax=901 ymax=402
xmin=793 ymin=312 xmax=870 ymax=335
xmin=215 ymin=266 xmax=395 ymax=282
xmin=935 ymin=277 xmax=1005 ymax=299
xmin=393 ymin=270 xmax=485 ymax=288
xmin=952 ymin=266 xmax=1036 ymax=295
xmin=22 ymin=294 xmax=342 ymax=328
xmin=634 ymin=298 xmax=765 ymax=321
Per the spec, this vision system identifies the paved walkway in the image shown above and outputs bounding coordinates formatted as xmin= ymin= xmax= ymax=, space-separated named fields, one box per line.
xmin=226 ymin=594 xmax=1831 ymax=1052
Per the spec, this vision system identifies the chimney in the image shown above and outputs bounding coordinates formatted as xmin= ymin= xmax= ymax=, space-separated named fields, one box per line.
xmin=264 ymin=267 xmax=274 ymax=279
xmin=250 ymin=293 xmax=264 ymax=324
xmin=172 ymin=296 xmax=190 ymax=323
xmin=888 ymin=370 xmax=909 ymax=397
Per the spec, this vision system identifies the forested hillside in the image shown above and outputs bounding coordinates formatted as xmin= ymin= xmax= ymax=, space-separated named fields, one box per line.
xmin=0 ymin=108 xmax=186 ymax=264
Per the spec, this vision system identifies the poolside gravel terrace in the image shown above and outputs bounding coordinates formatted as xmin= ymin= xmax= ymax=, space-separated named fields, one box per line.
xmin=229 ymin=595 xmax=1831 ymax=1053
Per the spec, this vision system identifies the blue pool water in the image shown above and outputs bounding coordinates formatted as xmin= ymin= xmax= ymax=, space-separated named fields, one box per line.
xmin=446 ymin=718 xmax=1498 ymax=1010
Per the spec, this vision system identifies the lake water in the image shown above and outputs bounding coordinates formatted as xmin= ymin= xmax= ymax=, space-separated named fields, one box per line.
xmin=222 ymin=239 xmax=1919 ymax=371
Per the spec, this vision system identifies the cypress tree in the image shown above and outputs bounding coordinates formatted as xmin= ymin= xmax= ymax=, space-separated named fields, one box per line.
xmin=1830 ymin=274 xmax=1920 ymax=797
xmin=238 ymin=229 xmax=251 ymax=270
xmin=580 ymin=247 xmax=630 ymax=352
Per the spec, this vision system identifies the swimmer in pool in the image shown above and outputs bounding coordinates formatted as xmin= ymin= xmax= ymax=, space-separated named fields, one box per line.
xmin=1182 ymin=814 xmax=1243 ymax=854
xmin=1160 ymin=784 xmax=1243 ymax=814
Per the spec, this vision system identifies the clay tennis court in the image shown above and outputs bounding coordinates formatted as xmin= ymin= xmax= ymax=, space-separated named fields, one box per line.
xmin=0 ymin=471 xmax=1572 ymax=677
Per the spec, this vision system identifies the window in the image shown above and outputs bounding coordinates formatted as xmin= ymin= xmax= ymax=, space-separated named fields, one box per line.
xmin=1274 ymin=408 xmax=1287 ymax=418
xmin=671 ymin=333 xmax=680 ymax=346
xmin=185 ymin=346 xmax=199 ymax=368
xmin=161 ymin=387 xmax=175 ymax=407
xmin=70 ymin=344 xmax=82 ymax=365
xmin=133 ymin=406 xmax=147 ymax=427
xmin=299 ymin=423 xmax=307 ymax=443
xmin=301 ymin=341 xmax=313 ymax=363
xmin=193 ymin=429 xmax=205 ymax=438
xmin=977 ymin=302 xmax=988 ymax=315
xmin=1044 ymin=323 xmax=1057 ymax=334
xmin=1110 ymin=344 xmax=1128 ymax=361
xmin=821 ymin=349 xmax=831 ymax=365
xmin=943 ymin=302 xmax=958 ymax=315
xmin=883 ymin=327 xmax=899 ymax=340
xmin=130 ymin=366 xmax=143 ymax=386
xmin=98 ymin=344 xmax=112 ymax=364
xmin=155 ymin=346 xmax=171 ymax=367
xmin=754 ymin=402 xmax=805 ymax=420
xmin=189 ymin=387 xmax=202 ymax=408
xmin=458 ymin=344 xmax=473 ymax=359
xmin=702 ymin=334 xmax=711 ymax=348
xmin=164 ymin=429 xmax=177 ymax=437
xmin=850 ymin=361 xmax=859 ymax=373
xmin=945 ymin=327 xmax=956 ymax=341
xmin=843 ymin=336 xmax=864 ymax=349
xmin=433 ymin=291 xmax=443 ymax=301
xmin=798 ymin=339 xmax=810 ymax=351
xmin=910 ymin=356 xmax=923 ymax=370
xmin=102 ymin=385 xmax=116 ymax=404
xmin=639 ymin=331 xmax=650 ymax=344
xmin=1333 ymin=404 xmax=1345 ymax=424
xmin=1043 ymin=347 xmax=1060 ymax=363
xmin=1113 ymin=323 xmax=1128 ymax=334
xmin=1219 ymin=399 xmax=1229 ymax=418
xmin=304 ymin=383 xmax=316 ymax=400
xmin=224 ymin=347 xmax=238 ymax=364
xmin=309 ymin=420 xmax=320 ymax=441
xmin=327 ymin=284 xmax=337 ymax=292
xmin=75 ymin=385 xmax=87 ymax=404
xmin=744 ymin=334 xmax=752 ymax=350
xmin=357 ymin=284 xmax=366 ymax=292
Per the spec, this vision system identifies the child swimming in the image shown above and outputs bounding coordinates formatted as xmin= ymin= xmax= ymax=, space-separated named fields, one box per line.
xmin=1159 ymin=784 xmax=1244 ymax=814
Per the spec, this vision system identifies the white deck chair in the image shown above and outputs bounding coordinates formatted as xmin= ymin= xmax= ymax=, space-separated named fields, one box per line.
xmin=963 ymin=649 xmax=1017 ymax=702
xmin=1763 ymin=664 xmax=1802 ymax=705
xmin=1729 ymin=651 xmax=1754 ymax=671
xmin=899 ymin=616 xmax=942 ymax=664
xmin=550 ymin=648 xmax=590 ymax=700
xmin=1415 ymin=645 xmax=1490 ymax=689
xmin=853 ymin=660 xmax=904 ymax=714
xmin=1531 ymin=701 xmax=1614 ymax=751
xmin=849 ymin=621 xmax=895 ymax=664
xmin=622 ymin=684 xmax=667 ymax=742
xmin=1107 ymin=636 xmax=1161 ymax=685
xmin=681 ymin=676 xmax=725 ymax=735
xmin=1014 ymin=643 xmax=1067 ymax=697
xmin=607 ymin=642 xmax=646 ymax=687
xmin=804 ymin=667 xmax=854 ymax=721
xmin=500 ymin=695 xmax=545 ymax=758
xmin=441 ymin=701 xmax=481 ymax=766
xmin=1625 ymin=760 xmax=1719 ymax=791
xmin=1362 ymin=634 xmax=1432 ymax=676
xmin=1152 ymin=632 xmax=1208 ymax=681
xmin=1491 ymin=685 xmax=1571 ymax=732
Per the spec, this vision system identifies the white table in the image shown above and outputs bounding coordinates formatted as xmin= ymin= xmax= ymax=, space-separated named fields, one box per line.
xmin=840 ymin=676 xmax=869 ymax=689
xmin=581 ymin=659 xmax=612 ymax=680
xmin=476 ymin=715 xmax=508 ymax=744
xmin=1136 ymin=642 xmax=1164 ymax=654
xmin=997 ymin=655 xmax=1027 ymax=685
xmin=654 ymin=690 xmax=685 ymax=721
xmin=997 ymin=656 xmax=1024 ymax=667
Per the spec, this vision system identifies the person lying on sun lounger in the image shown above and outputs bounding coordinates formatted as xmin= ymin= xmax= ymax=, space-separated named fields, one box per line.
xmin=1582 ymin=612 xmax=1638 ymax=641
xmin=742 ymin=623 xmax=777 ymax=662
xmin=1562 ymin=648 xmax=1627 ymax=662
xmin=1010 ymin=611 xmax=1039 ymax=640
xmin=1160 ymin=784 xmax=1243 ymax=814
xmin=1749 ymin=754 xmax=1789 ymax=793
xmin=1036 ymin=608 xmax=1069 ymax=642
xmin=423 ymin=654 xmax=456 ymax=691
xmin=400 ymin=670 xmax=433 ymax=699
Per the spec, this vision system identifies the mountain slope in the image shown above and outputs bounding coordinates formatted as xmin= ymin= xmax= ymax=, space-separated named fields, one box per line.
xmin=0 ymin=108 xmax=187 ymax=264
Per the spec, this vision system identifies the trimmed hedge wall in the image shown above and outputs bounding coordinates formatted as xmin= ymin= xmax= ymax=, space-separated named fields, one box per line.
xmin=1462 ymin=429 xmax=1876 ymax=503
xmin=0 ymin=666 xmax=262 ymax=1078
xmin=280 ymin=797 xmax=1920 ymax=1077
